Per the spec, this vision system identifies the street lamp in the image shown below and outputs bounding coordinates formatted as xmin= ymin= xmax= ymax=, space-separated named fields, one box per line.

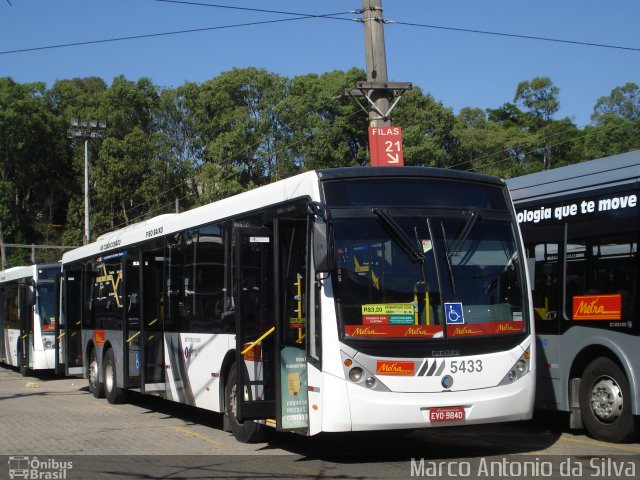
xmin=68 ymin=118 xmax=106 ymax=245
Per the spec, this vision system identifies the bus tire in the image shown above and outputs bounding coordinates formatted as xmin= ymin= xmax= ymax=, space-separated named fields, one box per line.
xmin=88 ymin=348 xmax=105 ymax=398
xmin=225 ymin=362 xmax=263 ymax=443
xmin=579 ymin=357 xmax=637 ymax=443
xmin=104 ymin=348 xmax=127 ymax=404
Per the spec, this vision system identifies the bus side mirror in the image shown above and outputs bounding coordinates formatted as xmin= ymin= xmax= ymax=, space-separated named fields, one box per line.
xmin=313 ymin=221 xmax=333 ymax=273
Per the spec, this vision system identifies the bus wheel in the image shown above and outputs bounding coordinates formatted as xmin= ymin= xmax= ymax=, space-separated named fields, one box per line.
xmin=88 ymin=348 xmax=104 ymax=398
xmin=225 ymin=363 xmax=263 ymax=443
xmin=579 ymin=357 xmax=636 ymax=443
xmin=104 ymin=349 xmax=127 ymax=404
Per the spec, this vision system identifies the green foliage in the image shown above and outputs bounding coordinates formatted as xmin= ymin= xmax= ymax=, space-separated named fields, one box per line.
xmin=592 ymin=83 xmax=639 ymax=124
xmin=0 ymin=70 xmax=637 ymax=262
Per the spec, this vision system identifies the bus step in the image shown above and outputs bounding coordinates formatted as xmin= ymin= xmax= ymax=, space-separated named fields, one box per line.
xmin=143 ymin=383 xmax=166 ymax=393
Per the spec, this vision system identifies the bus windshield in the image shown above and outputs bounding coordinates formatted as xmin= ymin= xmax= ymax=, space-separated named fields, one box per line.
xmin=332 ymin=213 xmax=526 ymax=339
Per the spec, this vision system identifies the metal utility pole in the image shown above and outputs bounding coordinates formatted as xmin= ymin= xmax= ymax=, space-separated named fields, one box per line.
xmin=346 ymin=1 xmax=412 ymax=128
xmin=68 ymin=119 xmax=106 ymax=245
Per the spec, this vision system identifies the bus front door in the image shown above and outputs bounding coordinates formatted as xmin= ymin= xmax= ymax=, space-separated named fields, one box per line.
xmin=63 ymin=270 xmax=84 ymax=376
xmin=235 ymin=227 xmax=277 ymax=422
xmin=276 ymin=219 xmax=310 ymax=434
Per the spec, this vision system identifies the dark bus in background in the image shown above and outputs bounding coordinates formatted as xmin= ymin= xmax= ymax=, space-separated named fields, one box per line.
xmin=508 ymin=150 xmax=639 ymax=443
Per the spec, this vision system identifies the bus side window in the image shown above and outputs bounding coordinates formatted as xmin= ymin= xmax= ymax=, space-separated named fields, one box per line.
xmin=529 ymin=241 xmax=561 ymax=334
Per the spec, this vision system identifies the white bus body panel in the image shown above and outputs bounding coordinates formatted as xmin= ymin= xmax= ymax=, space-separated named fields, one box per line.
xmin=344 ymin=373 xmax=535 ymax=431
xmin=4 ymin=328 xmax=19 ymax=366
xmin=164 ymin=332 xmax=234 ymax=412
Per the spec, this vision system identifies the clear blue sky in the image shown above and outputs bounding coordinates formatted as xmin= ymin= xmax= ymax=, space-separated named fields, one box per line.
xmin=2 ymin=0 xmax=638 ymax=127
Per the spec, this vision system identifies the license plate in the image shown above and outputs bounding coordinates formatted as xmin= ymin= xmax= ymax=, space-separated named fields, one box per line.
xmin=429 ymin=406 xmax=465 ymax=422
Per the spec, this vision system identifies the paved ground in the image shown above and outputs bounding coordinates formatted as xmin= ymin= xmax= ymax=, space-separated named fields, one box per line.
xmin=0 ymin=365 xmax=638 ymax=479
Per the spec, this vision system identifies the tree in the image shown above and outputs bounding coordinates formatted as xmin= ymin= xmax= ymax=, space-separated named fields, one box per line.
xmin=0 ymin=78 xmax=69 ymax=262
xmin=581 ymin=113 xmax=640 ymax=160
xmin=592 ymin=82 xmax=640 ymax=124
xmin=279 ymin=68 xmax=368 ymax=172
xmin=452 ymin=107 xmax=538 ymax=177
xmin=392 ymin=88 xmax=457 ymax=168
xmin=514 ymin=77 xmax=560 ymax=123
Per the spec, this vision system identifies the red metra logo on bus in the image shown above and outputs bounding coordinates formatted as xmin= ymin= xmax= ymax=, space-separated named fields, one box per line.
xmin=94 ymin=330 xmax=106 ymax=346
xmin=376 ymin=361 xmax=415 ymax=376
xmin=573 ymin=294 xmax=622 ymax=320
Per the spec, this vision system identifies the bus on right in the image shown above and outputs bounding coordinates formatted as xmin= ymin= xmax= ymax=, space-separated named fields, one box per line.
xmin=507 ymin=150 xmax=639 ymax=443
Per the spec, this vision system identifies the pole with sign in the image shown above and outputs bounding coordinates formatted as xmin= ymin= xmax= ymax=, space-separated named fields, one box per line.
xmin=368 ymin=126 xmax=404 ymax=166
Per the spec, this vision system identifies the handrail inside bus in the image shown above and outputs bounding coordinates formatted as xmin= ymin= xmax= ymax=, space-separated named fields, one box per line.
xmin=241 ymin=326 xmax=275 ymax=356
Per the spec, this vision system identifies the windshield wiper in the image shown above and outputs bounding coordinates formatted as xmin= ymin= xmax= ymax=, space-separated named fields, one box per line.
xmin=440 ymin=210 xmax=480 ymax=294
xmin=372 ymin=208 xmax=424 ymax=263
xmin=449 ymin=209 xmax=480 ymax=257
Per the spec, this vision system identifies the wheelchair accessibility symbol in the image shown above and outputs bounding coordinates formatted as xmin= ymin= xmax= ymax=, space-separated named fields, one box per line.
xmin=445 ymin=303 xmax=465 ymax=325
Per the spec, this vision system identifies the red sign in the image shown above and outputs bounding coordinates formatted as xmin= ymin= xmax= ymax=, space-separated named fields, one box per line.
xmin=94 ymin=330 xmax=106 ymax=346
xmin=573 ymin=294 xmax=622 ymax=320
xmin=344 ymin=324 xmax=441 ymax=338
xmin=376 ymin=360 xmax=415 ymax=376
xmin=447 ymin=321 xmax=525 ymax=337
xmin=429 ymin=406 xmax=465 ymax=422
xmin=368 ymin=126 xmax=404 ymax=166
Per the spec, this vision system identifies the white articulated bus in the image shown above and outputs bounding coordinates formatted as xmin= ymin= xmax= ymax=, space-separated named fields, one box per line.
xmin=508 ymin=150 xmax=640 ymax=443
xmin=0 ymin=263 xmax=60 ymax=374
xmin=60 ymin=166 xmax=534 ymax=442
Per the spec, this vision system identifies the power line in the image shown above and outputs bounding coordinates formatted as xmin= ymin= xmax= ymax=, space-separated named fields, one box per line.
xmin=394 ymin=21 xmax=640 ymax=53
xmin=152 ymin=0 xmax=352 ymax=19
xmin=0 ymin=12 xmax=353 ymax=56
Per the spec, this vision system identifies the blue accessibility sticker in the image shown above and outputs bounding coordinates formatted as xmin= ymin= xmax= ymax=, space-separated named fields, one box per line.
xmin=445 ymin=303 xmax=465 ymax=325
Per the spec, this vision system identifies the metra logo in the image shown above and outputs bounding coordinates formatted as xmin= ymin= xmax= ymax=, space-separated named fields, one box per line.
xmin=573 ymin=294 xmax=622 ymax=320
xmin=376 ymin=361 xmax=415 ymax=376
xmin=404 ymin=326 xmax=431 ymax=337
xmin=352 ymin=327 xmax=387 ymax=336
xmin=497 ymin=324 xmax=521 ymax=332
xmin=451 ymin=327 xmax=482 ymax=336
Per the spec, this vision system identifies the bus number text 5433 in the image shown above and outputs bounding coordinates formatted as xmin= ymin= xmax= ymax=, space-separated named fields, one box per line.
xmin=450 ymin=360 xmax=483 ymax=373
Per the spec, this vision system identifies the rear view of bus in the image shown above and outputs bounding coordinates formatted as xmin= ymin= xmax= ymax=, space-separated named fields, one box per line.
xmin=305 ymin=167 xmax=535 ymax=434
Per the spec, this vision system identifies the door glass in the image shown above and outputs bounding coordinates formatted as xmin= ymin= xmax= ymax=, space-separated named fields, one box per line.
xmin=143 ymin=250 xmax=165 ymax=385
xmin=236 ymin=228 xmax=275 ymax=420
xmin=278 ymin=220 xmax=309 ymax=430
xmin=64 ymin=271 xmax=83 ymax=370
xmin=125 ymin=256 xmax=141 ymax=382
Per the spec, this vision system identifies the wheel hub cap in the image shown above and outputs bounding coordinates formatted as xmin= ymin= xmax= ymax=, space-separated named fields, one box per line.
xmin=590 ymin=377 xmax=623 ymax=423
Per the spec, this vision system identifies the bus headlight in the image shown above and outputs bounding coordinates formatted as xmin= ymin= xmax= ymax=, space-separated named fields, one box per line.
xmin=42 ymin=337 xmax=54 ymax=349
xmin=349 ymin=367 xmax=364 ymax=382
xmin=340 ymin=352 xmax=391 ymax=392
xmin=499 ymin=347 xmax=530 ymax=385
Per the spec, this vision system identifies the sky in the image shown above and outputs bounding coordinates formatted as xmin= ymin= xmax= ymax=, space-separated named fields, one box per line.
xmin=1 ymin=0 xmax=639 ymax=127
